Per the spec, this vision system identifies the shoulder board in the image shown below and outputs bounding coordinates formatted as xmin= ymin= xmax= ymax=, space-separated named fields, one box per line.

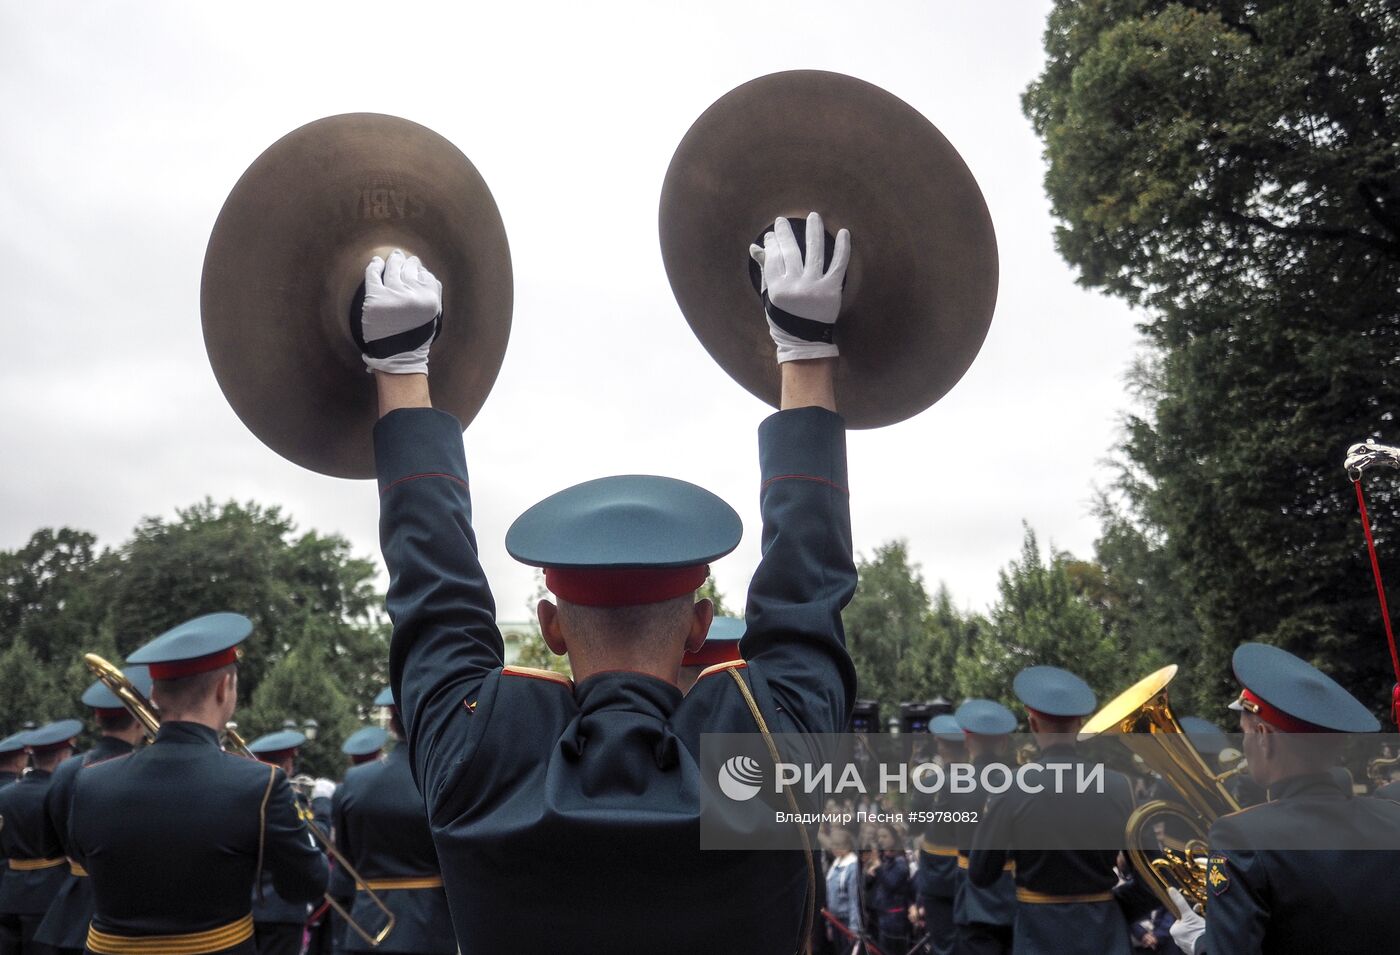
xmin=697 ymin=659 xmax=748 ymax=681
xmin=501 ymin=665 xmax=573 ymax=688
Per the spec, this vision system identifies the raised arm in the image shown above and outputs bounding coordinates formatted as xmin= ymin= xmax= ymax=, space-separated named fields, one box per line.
xmin=741 ymin=213 xmax=858 ymax=734
xmin=361 ymin=251 xmax=505 ymax=796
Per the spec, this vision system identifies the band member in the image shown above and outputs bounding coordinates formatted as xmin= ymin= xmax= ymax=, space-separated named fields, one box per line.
xmin=363 ymin=211 xmax=856 ymax=951
xmin=0 ymin=732 xmax=28 ymax=955
xmin=34 ymin=668 xmax=152 ymax=955
xmin=68 ymin=613 xmax=327 ymax=955
xmin=331 ymin=690 xmax=453 ymax=955
xmin=247 ymin=729 xmax=319 ymax=955
xmin=969 ymin=666 xmax=1134 ymax=955
xmin=0 ymin=720 xmax=81 ymax=955
xmin=950 ymin=700 xmax=1017 ymax=955
xmin=1168 ymin=643 xmax=1400 ymax=955
xmin=677 ymin=616 xmax=745 ymax=694
xmin=0 ymin=734 xmax=26 ymax=786
xmin=340 ymin=726 xmax=388 ymax=767
xmin=914 ymin=714 xmax=965 ymax=955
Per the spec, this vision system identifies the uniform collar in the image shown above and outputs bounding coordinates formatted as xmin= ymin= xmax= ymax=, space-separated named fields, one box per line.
xmin=1266 ymin=771 xmax=1346 ymax=802
xmin=154 ymin=721 xmax=222 ymax=747
xmin=92 ymin=735 xmax=136 ymax=758
xmin=573 ymin=670 xmax=683 ymax=722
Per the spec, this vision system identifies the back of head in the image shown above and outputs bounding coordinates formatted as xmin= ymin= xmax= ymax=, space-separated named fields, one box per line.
xmin=554 ymin=595 xmax=702 ymax=682
xmin=152 ymin=663 xmax=235 ymax=722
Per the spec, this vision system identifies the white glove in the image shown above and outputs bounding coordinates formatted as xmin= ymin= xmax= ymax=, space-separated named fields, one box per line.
xmin=1167 ymin=888 xmax=1205 ymax=955
xmin=748 ymin=212 xmax=851 ymax=363
xmin=355 ymin=249 xmax=443 ymax=375
xmin=312 ymin=777 xmax=336 ymax=801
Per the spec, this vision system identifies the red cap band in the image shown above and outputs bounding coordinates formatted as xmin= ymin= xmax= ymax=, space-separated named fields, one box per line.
xmin=350 ymin=752 xmax=381 ymax=765
xmin=544 ymin=565 xmax=709 ymax=608
xmin=681 ymin=640 xmax=744 ymax=668
xmin=1240 ymin=688 xmax=1330 ymax=733
xmin=148 ymin=647 xmax=239 ymax=681
xmin=254 ymin=748 xmax=297 ymax=764
xmin=93 ymin=708 xmax=128 ymax=720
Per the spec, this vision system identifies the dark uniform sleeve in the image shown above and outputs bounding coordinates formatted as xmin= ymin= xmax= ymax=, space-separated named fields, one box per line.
xmin=376 ymin=408 xmax=504 ymax=800
xmin=1198 ymin=818 xmax=1268 ymax=955
xmin=967 ymin=792 xmax=1012 ymax=888
xmin=742 ymin=407 xmax=858 ymax=735
xmin=38 ymin=757 xmax=81 ymax=859
xmin=262 ymin=770 xmax=330 ymax=904
xmin=328 ymin=784 xmax=355 ymax=901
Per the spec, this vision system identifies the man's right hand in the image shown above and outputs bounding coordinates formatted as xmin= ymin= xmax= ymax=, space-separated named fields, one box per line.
xmin=355 ymin=249 xmax=443 ymax=376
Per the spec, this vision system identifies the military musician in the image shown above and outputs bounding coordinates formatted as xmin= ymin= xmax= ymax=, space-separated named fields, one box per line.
xmin=0 ymin=720 xmax=81 ymax=955
xmin=34 ymin=668 xmax=152 ymax=955
xmin=968 ymin=666 xmax=1135 ymax=955
xmin=1168 ymin=643 xmax=1400 ymax=955
xmin=950 ymin=699 xmax=1018 ymax=955
xmin=67 ymin=613 xmax=327 ymax=955
xmin=330 ymin=690 xmax=452 ymax=955
xmin=362 ymin=208 xmax=857 ymax=951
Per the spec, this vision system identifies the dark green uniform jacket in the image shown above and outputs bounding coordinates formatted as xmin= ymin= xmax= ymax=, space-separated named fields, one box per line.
xmin=34 ymin=735 xmax=134 ymax=950
xmin=0 ymin=769 xmax=68 ymax=918
xmin=69 ymin=722 xmax=327 ymax=954
xmin=1201 ymin=772 xmax=1400 ymax=954
xmin=331 ymin=747 xmax=452 ymax=954
xmin=968 ymin=744 xmax=1134 ymax=955
xmin=377 ymin=407 xmax=857 ymax=955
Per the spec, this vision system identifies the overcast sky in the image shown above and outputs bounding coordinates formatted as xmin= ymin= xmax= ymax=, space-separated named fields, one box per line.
xmin=1 ymin=0 xmax=1145 ymax=627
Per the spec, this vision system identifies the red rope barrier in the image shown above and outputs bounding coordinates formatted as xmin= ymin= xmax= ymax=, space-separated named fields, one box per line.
xmin=820 ymin=909 xmax=884 ymax=955
xmin=1352 ymin=479 xmax=1400 ymax=726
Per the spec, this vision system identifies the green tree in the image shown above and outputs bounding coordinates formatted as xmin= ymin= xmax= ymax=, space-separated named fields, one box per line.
xmin=698 ymin=577 xmax=733 ymax=617
xmin=956 ymin=527 xmax=1120 ymax=714
xmin=104 ymin=500 xmax=388 ymax=706
xmin=0 ymin=503 xmax=388 ymax=745
xmin=0 ymin=529 xmax=113 ymax=733
xmin=845 ymin=541 xmax=976 ymax=712
xmin=1025 ymin=0 xmax=1400 ymax=716
xmin=241 ymin=641 xmax=359 ymax=779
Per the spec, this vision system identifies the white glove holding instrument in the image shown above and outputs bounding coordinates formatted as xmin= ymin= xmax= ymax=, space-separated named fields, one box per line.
xmin=312 ymin=778 xmax=336 ymax=801
xmin=1167 ymin=888 xmax=1205 ymax=955
xmin=354 ymin=249 xmax=443 ymax=375
xmin=748 ymin=212 xmax=851 ymax=363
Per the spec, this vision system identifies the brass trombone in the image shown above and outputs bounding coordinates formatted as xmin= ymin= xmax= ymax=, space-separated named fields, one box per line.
xmin=83 ymin=654 xmax=396 ymax=946
xmin=1079 ymin=664 xmax=1243 ymax=917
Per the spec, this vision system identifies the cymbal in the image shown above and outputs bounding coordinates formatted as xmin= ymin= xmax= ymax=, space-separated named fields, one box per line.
xmin=202 ymin=113 xmax=512 ymax=478
xmin=659 ymin=71 xmax=998 ymax=428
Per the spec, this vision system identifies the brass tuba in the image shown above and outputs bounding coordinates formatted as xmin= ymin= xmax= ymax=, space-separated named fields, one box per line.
xmin=1079 ymin=665 xmax=1243 ymax=916
xmin=83 ymin=655 xmax=396 ymax=946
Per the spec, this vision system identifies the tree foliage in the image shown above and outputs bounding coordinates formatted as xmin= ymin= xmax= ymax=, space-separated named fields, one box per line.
xmin=1026 ymin=0 xmax=1400 ymax=716
xmin=0 ymin=502 xmax=389 ymax=760
xmin=956 ymin=527 xmax=1122 ymax=713
xmin=845 ymin=541 xmax=982 ymax=712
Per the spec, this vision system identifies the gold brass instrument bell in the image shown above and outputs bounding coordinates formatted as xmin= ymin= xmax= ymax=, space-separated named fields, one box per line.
xmin=1079 ymin=664 xmax=1243 ymax=916
xmin=82 ymin=654 xmax=396 ymax=946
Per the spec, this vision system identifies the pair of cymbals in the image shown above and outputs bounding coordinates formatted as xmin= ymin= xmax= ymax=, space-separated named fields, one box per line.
xmin=201 ymin=71 xmax=997 ymax=478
